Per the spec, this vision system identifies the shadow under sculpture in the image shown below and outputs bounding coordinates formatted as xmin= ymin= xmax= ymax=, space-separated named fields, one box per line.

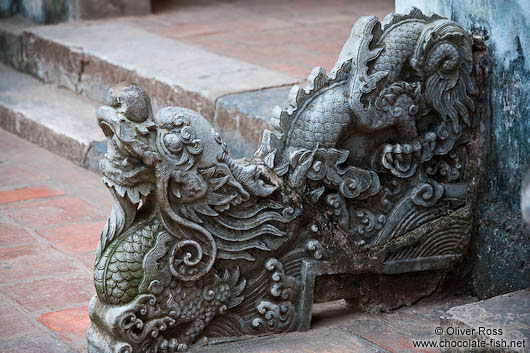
xmin=87 ymin=8 xmax=480 ymax=353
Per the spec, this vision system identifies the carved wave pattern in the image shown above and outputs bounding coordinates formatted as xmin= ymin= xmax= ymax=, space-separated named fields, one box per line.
xmin=204 ymin=247 xmax=312 ymax=338
xmin=388 ymin=206 xmax=448 ymax=241
xmin=386 ymin=215 xmax=471 ymax=261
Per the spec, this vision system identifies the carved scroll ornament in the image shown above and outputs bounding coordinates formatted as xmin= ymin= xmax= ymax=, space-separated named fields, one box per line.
xmin=88 ymin=8 xmax=480 ymax=353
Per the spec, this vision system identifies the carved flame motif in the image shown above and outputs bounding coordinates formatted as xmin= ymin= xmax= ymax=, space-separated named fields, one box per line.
xmin=88 ymin=8 xmax=480 ymax=353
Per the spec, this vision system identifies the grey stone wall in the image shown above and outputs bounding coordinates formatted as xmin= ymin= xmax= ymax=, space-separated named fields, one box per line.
xmin=1 ymin=0 xmax=150 ymax=23
xmin=396 ymin=0 xmax=530 ymax=298
xmin=0 ymin=0 xmax=17 ymax=17
xmin=20 ymin=0 xmax=77 ymax=23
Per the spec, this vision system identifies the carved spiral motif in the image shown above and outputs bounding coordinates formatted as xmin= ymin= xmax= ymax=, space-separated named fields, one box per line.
xmin=355 ymin=209 xmax=386 ymax=236
xmin=156 ymin=110 xmax=204 ymax=170
xmin=426 ymin=41 xmax=459 ymax=74
xmin=169 ymin=240 xmax=204 ymax=279
xmin=117 ymin=344 xmax=133 ymax=353
xmin=251 ymin=258 xmax=299 ymax=333
xmin=410 ymin=179 xmax=444 ymax=207
xmin=117 ymin=295 xmax=178 ymax=346
xmin=305 ymin=239 xmax=325 ymax=259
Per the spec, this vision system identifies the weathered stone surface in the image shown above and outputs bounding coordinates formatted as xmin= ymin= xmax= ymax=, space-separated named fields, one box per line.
xmin=523 ymin=172 xmax=530 ymax=226
xmin=440 ymin=289 xmax=529 ymax=352
xmin=0 ymin=0 xmax=16 ymax=18
xmin=79 ymin=0 xmax=151 ymax=20
xmin=397 ymin=0 xmax=530 ymax=300
xmin=19 ymin=0 xmax=75 ymax=24
xmin=19 ymin=21 xmax=298 ymax=113
xmin=88 ymin=8 xmax=481 ymax=352
xmin=0 ymin=15 xmax=31 ymax=70
xmin=4 ymin=0 xmax=150 ymax=24
xmin=0 ymin=63 xmax=105 ymax=169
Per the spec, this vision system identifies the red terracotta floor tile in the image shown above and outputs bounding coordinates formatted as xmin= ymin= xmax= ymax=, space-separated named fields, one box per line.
xmin=75 ymin=252 xmax=96 ymax=269
xmin=0 ymin=186 xmax=66 ymax=205
xmin=0 ymin=302 xmax=40 ymax=340
xmin=4 ymin=197 xmax=104 ymax=228
xmin=0 ymin=244 xmax=82 ymax=282
xmin=0 ymin=164 xmax=46 ymax=187
xmin=37 ymin=221 xmax=104 ymax=254
xmin=1 ymin=276 xmax=94 ymax=312
xmin=0 ymin=222 xmax=35 ymax=247
xmin=38 ymin=306 xmax=90 ymax=343
xmin=0 ymin=334 xmax=72 ymax=353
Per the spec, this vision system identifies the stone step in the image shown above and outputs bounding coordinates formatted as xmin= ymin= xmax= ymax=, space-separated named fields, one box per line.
xmin=440 ymin=289 xmax=529 ymax=353
xmin=0 ymin=16 xmax=298 ymax=157
xmin=0 ymin=63 xmax=105 ymax=172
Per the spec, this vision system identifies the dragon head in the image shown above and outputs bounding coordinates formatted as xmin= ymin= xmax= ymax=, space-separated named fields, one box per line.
xmin=97 ymin=82 xmax=158 ymax=204
xmin=95 ymin=83 xmax=280 ymax=278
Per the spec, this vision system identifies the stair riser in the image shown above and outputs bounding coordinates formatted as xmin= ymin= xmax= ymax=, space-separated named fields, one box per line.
xmin=0 ymin=104 xmax=92 ymax=168
xmin=21 ymin=32 xmax=217 ymax=120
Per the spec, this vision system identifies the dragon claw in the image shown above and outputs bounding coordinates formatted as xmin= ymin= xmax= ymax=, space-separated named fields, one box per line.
xmin=381 ymin=141 xmax=422 ymax=178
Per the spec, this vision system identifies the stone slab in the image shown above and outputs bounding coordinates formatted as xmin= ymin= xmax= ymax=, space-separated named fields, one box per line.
xmin=440 ymin=289 xmax=530 ymax=352
xmin=192 ymin=326 xmax=388 ymax=353
xmin=4 ymin=20 xmax=297 ymax=157
xmin=20 ymin=21 xmax=298 ymax=116
xmin=0 ymin=63 xmax=105 ymax=169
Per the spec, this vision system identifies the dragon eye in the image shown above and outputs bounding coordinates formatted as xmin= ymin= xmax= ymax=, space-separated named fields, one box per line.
xmin=163 ymin=133 xmax=183 ymax=153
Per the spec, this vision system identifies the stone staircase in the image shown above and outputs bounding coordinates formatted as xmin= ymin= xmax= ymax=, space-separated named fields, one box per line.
xmin=0 ymin=12 xmax=304 ymax=171
xmin=0 ymin=1 xmax=396 ymax=170
xmin=0 ymin=0 xmax=400 ymax=170
xmin=0 ymin=62 xmax=102 ymax=170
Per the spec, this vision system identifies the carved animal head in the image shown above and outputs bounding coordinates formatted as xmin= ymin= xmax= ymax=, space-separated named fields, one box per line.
xmin=95 ymin=83 xmax=287 ymax=280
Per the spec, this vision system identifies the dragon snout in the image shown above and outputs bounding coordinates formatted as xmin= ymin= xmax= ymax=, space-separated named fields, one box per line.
xmin=97 ymin=106 xmax=118 ymax=139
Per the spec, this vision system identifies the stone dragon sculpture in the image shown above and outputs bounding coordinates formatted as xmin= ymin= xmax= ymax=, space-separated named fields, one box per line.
xmin=88 ymin=9 xmax=481 ymax=353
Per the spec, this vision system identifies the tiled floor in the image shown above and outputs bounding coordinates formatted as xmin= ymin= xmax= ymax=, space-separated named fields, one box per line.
xmin=0 ymin=129 xmax=111 ymax=352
